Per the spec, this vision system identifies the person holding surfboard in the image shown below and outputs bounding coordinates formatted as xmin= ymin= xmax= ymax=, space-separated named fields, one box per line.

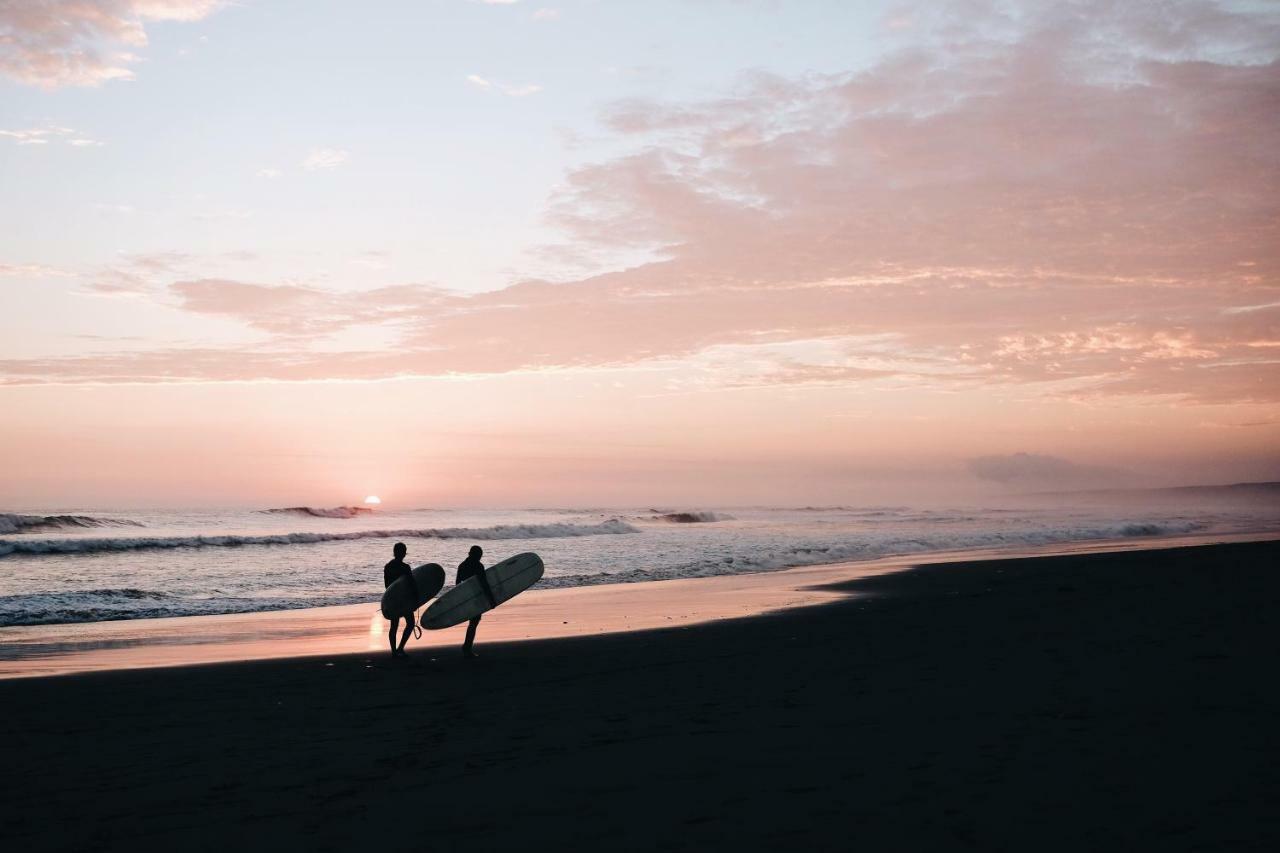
xmin=457 ymin=545 xmax=497 ymax=658
xmin=384 ymin=542 xmax=420 ymax=657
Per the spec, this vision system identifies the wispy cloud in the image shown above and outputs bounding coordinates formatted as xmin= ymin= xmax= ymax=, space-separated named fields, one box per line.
xmin=467 ymin=73 xmax=542 ymax=97
xmin=301 ymin=148 xmax=349 ymax=171
xmin=1 ymin=126 xmax=103 ymax=147
xmin=256 ymin=168 xmax=282 ymax=179
xmin=533 ymin=8 xmax=560 ymax=21
xmin=168 ymin=279 xmax=452 ymax=336
xmin=0 ymin=263 xmax=74 ymax=278
xmin=84 ymin=251 xmax=232 ymax=297
xmin=0 ymin=0 xmax=224 ymax=88
xmin=1223 ymin=301 xmax=1280 ymax=315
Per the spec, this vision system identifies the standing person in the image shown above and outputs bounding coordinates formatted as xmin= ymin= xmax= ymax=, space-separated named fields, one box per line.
xmin=458 ymin=545 xmax=498 ymax=659
xmin=384 ymin=542 xmax=419 ymax=658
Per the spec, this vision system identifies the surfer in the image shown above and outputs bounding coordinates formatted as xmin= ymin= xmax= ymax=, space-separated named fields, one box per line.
xmin=458 ymin=545 xmax=497 ymax=658
xmin=384 ymin=542 xmax=419 ymax=657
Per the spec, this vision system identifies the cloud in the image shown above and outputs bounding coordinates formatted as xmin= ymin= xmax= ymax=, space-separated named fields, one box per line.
xmin=83 ymin=251 xmax=215 ymax=297
xmin=256 ymin=168 xmax=282 ymax=179
xmin=967 ymin=453 xmax=1132 ymax=490
xmin=533 ymin=8 xmax=560 ymax=21
xmin=0 ymin=0 xmax=223 ymax=88
xmin=301 ymin=148 xmax=349 ymax=171
xmin=121 ymin=251 xmax=194 ymax=274
xmin=168 ymin=279 xmax=453 ymax=336
xmin=1223 ymin=300 xmax=1280 ymax=315
xmin=501 ymin=83 xmax=542 ymax=97
xmin=0 ymin=263 xmax=74 ymax=278
xmin=1 ymin=126 xmax=104 ymax=146
xmin=2 ymin=0 xmax=1277 ymax=401
xmin=467 ymin=73 xmax=542 ymax=96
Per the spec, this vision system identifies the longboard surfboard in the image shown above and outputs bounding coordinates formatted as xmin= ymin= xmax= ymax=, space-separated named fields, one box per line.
xmin=380 ymin=563 xmax=447 ymax=619
xmin=422 ymin=552 xmax=544 ymax=629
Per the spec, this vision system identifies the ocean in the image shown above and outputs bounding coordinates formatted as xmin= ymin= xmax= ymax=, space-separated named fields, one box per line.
xmin=2 ymin=496 xmax=1277 ymax=627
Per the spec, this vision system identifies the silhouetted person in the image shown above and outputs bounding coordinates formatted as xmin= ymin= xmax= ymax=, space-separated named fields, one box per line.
xmin=458 ymin=545 xmax=497 ymax=659
xmin=384 ymin=542 xmax=419 ymax=658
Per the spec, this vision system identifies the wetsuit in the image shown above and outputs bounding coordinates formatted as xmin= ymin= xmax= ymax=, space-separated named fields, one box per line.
xmin=384 ymin=557 xmax=420 ymax=602
xmin=458 ymin=554 xmax=496 ymax=656
xmin=384 ymin=557 xmax=420 ymax=656
xmin=457 ymin=555 xmax=496 ymax=607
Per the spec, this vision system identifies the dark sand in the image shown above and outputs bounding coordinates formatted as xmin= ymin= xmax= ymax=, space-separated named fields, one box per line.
xmin=2 ymin=541 xmax=1277 ymax=851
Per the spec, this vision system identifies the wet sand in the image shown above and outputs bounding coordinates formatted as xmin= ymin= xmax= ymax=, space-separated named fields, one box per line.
xmin=2 ymin=539 xmax=1278 ymax=851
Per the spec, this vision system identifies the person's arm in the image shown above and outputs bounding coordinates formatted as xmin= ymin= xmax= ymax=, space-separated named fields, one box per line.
xmin=475 ymin=564 xmax=498 ymax=609
xmin=403 ymin=566 xmax=420 ymax=609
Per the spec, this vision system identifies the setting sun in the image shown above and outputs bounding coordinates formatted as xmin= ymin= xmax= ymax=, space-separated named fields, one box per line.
xmin=364 ymin=496 xmax=381 ymax=506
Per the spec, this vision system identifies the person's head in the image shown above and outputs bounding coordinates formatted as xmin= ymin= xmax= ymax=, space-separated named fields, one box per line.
xmin=469 ymin=545 xmax=483 ymax=559
xmin=393 ymin=542 xmax=407 ymax=560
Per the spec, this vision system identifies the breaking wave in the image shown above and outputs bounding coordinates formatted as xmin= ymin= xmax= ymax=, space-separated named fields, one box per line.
xmin=0 ymin=519 xmax=639 ymax=558
xmin=649 ymin=511 xmax=733 ymax=523
xmin=0 ymin=588 xmax=366 ymax=627
xmin=0 ymin=513 xmax=144 ymax=535
xmin=260 ymin=506 xmax=374 ymax=519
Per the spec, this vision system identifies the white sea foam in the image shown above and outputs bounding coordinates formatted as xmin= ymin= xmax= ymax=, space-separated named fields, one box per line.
xmin=0 ymin=588 xmax=366 ymax=627
xmin=0 ymin=519 xmax=638 ymax=558
xmin=538 ymin=519 xmax=1212 ymax=588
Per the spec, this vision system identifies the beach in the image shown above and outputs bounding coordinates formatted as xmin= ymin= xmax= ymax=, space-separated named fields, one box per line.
xmin=2 ymin=538 xmax=1277 ymax=851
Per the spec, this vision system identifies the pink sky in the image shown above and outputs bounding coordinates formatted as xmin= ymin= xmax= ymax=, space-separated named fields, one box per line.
xmin=1 ymin=0 xmax=1277 ymax=507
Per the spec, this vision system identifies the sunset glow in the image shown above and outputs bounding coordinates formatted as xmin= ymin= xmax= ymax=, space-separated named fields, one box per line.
xmin=1 ymin=0 xmax=1277 ymax=508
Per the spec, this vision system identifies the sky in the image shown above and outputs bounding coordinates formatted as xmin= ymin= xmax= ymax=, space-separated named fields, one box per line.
xmin=1 ymin=0 xmax=1278 ymax=508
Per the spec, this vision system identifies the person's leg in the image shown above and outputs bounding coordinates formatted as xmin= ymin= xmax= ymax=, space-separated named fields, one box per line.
xmin=397 ymin=615 xmax=413 ymax=654
xmin=388 ymin=617 xmax=401 ymax=655
xmin=463 ymin=615 xmax=482 ymax=658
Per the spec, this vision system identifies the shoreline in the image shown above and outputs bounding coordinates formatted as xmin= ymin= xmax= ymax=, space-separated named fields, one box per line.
xmin=1 ymin=539 xmax=1276 ymax=851
xmin=2 ymin=530 xmax=1276 ymax=680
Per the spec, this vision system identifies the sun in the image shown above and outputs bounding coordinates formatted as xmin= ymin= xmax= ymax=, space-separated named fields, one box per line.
xmin=364 ymin=495 xmax=381 ymax=505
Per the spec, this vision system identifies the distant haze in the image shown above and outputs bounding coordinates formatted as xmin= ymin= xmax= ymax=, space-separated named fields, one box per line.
xmin=1 ymin=1 xmax=1278 ymax=508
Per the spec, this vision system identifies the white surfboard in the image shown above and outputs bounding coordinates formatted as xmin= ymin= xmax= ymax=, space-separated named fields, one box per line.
xmin=422 ymin=552 xmax=544 ymax=629
xmin=380 ymin=563 xmax=446 ymax=619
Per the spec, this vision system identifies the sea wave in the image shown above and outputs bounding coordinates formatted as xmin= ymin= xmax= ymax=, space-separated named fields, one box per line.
xmin=0 ymin=513 xmax=145 ymax=535
xmin=537 ymin=519 xmax=1211 ymax=588
xmin=649 ymin=511 xmax=733 ymax=523
xmin=0 ymin=516 xmax=1220 ymax=626
xmin=0 ymin=519 xmax=638 ymax=558
xmin=260 ymin=506 xmax=374 ymax=519
xmin=0 ymin=588 xmax=345 ymax=627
